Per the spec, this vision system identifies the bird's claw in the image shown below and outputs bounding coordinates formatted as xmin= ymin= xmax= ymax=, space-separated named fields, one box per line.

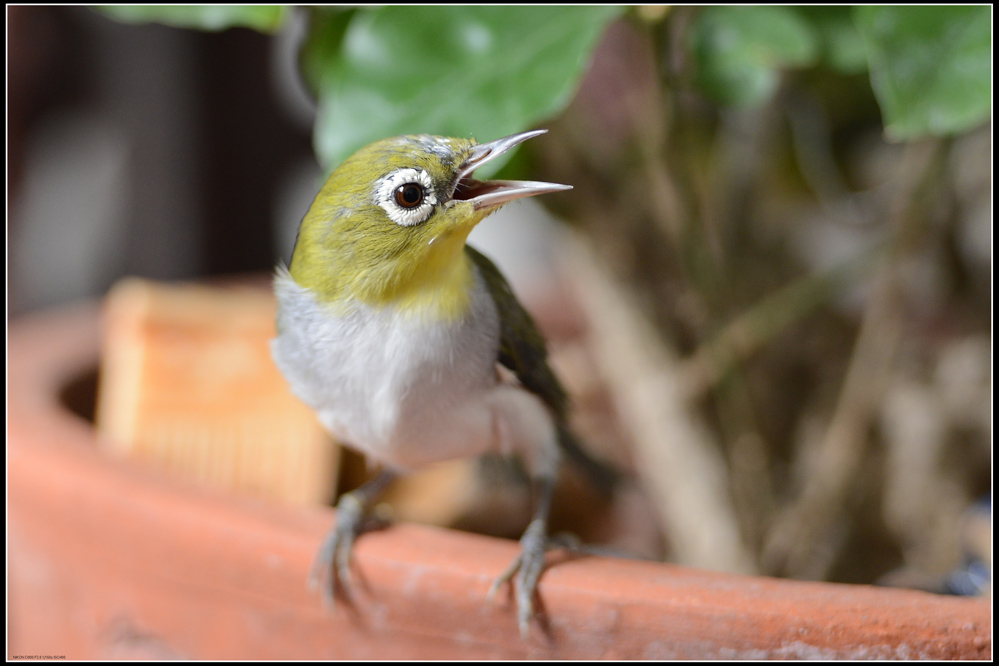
xmin=488 ymin=518 xmax=550 ymax=638
xmin=308 ymin=492 xmax=366 ymax=608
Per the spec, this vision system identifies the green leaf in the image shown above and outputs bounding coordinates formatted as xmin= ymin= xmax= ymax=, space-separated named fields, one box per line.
xmin=794 ymin=6 xmax=868 ymax=74
xmin=309 ymin=6 xmax=622 ymax=173
xmin=97 ymin=5 xmax=288 ymax=33
xmin=298 ymin=7 xmax=359 ymax=101
xmin=692 ymin=6 xmax=820 ymax=108
xmin=855 ymin=6 xmax=991 ymax=141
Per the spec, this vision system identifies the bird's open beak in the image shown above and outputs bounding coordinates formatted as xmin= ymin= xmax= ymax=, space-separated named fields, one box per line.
xmin=452 ymin=129 xmax=572 ymax=211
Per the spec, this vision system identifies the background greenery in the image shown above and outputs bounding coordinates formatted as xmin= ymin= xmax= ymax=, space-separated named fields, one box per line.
xmin=102 ymin=5 xmax=990 ymax=157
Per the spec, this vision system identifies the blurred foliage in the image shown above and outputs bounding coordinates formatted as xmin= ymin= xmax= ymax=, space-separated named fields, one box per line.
xmin=799 ymin=6 xmax=869 ymax=75
xmin=303 ymin=6 xmax=624 ymax=174
xmin=855 ymin=5 xmax=992 ymax=140
xmin=690 ymin=6 xmax=820 ymax=108
xmin=97 ymin=6 xmax=991 ymax=586
xmin=98 ymin=5 xmax=288 ymax=33
xmin=99 ymin=5 xmax=991 ymax=152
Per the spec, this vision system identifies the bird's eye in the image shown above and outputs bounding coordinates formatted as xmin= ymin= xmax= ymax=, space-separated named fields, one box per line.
xmin=375 ymin=168 xmax=437 ymax=226
xmin=395 ymin=183 xmax=424 ymax=208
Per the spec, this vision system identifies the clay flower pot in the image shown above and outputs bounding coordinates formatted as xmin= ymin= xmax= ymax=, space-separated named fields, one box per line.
xmin=8 ymin=302 xmax=991 ymax=659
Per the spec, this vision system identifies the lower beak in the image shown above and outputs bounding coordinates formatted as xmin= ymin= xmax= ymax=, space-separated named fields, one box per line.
xmin=453 ymin=129 xmax=572 ymax=211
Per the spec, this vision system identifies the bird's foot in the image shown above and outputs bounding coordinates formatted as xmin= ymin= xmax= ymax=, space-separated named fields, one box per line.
xmin=488 ymin=518 xmax=552 ymax=638
xmin=308 ymin=491 xmax=385 ymax=608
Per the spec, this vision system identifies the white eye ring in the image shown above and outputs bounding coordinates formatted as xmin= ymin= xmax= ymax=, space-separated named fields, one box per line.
xmin=374 ymin=168 xmax=438 ymax=226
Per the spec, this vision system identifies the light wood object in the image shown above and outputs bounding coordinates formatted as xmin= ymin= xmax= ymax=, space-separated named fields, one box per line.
xmin=96 ymin=278 xmax=338 ymax=506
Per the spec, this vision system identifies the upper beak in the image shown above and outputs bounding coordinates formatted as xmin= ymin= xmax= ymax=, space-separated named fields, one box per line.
xmin=453 ymin=129 xmax=572 ymax=211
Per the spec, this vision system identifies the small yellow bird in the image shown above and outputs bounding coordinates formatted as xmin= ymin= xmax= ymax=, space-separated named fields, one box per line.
xmin=272 ymin=129 xmax=598 ymax=636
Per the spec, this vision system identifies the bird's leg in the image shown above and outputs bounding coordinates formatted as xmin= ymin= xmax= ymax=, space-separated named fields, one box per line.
xmin=488 ymin=474 xmax=556 ymax=638
xmin=309 ymin=469 xmax=396 ymax=608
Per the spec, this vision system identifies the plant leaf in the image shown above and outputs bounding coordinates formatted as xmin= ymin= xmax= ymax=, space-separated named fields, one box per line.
xmin=310 ymin=6 xmax=622 ymax=173
xmin=794 ymin=6 xmax=868 ymax=75
xmin=298 ymin=7 xmax=358 ymax=101
xmin=97 ymin=5 xmax=288 ymax=33
xmin=855 ymin=5 xmax=991 ymax=141
xmin=692 ymin=6 xmax=819 ymax=108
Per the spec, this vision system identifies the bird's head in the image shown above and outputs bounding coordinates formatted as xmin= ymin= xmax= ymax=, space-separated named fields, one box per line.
xmin=288 ymin=130 xmax=570 ymax=315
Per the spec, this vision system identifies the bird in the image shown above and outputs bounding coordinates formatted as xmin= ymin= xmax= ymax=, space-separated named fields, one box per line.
xmin=271 ymin=129 xmax=601 ymax=637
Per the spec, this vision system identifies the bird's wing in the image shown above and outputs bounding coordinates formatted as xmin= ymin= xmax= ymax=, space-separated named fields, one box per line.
xmin=466 ymin=245 xmax=618 ymax=489
xmin=465 ymin=245 xmax=569 ymax=421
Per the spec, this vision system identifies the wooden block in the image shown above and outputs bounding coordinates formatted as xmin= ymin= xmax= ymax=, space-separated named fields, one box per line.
xmin=95 ymin=277 xmax=338 ymax=506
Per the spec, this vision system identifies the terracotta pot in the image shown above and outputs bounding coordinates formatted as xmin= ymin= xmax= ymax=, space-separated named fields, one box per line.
xmin=8 ymin=302 xmax=991 ymax=659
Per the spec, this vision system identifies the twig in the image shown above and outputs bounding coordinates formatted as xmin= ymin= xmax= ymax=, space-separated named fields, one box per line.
xmin=561 ymin=232 xmax=756 ymax=574
xmin=761 ymin=139 xmax=951 ymax=579
xmin=676 ymin=247 xmax=882 ymax=401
